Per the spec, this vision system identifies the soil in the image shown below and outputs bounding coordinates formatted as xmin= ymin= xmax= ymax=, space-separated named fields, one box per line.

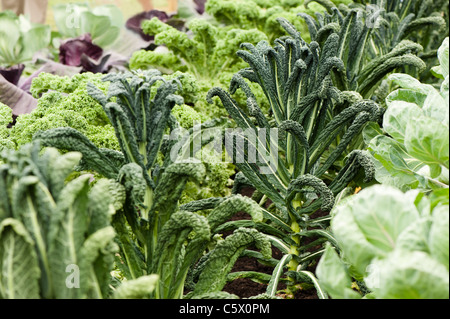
xmin=219 ymin=187 xmax=326 ymax=299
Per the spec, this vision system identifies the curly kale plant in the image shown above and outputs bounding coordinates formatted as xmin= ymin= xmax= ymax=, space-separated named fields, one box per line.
xmin=4 ymin=72 xmax=118 ymax=151
xmin=204 ymin=0 xmax=352 ymax=43
xmin=129 ymin=18 xmax=270 ymax=119
xmin=33 ymin=70 xmax=272 ymax=299
xmin=0 ymin=102 xmax=14 ymax=151
xmin=208 ymin=18 xmax=381 ymax=297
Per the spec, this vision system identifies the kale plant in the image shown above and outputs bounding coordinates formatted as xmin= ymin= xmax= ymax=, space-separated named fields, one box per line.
xmin=300 ymin=0 xmax=447 ymax=97
xmin=208 ymin=18 xmax=382 ymax=297
xmin=33 ymin=70 xmax=272 ymax=299
xmin=0 ymin=143 xmax=118 ymax=298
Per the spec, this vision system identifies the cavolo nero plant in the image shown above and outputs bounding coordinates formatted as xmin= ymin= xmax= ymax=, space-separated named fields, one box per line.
xmin=298 ymin=0 xmax=446 ymax=100
xmin=207 ymin=18 xmax=382 ymax=297
xmin=33 ymin=69 xmax=273 ymax=299
xmin=0 ymin=142 xmax=117 ymax=299
xmin=0 ymin=141 xmax=164 ymax=299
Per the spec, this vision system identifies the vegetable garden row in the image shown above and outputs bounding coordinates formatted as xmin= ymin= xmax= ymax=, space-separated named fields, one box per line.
xmin=0 ymin=0 xmax=448 ymax=299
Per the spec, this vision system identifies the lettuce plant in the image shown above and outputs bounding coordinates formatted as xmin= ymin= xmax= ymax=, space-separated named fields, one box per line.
xmin=33 ymin=70 xmax=272 ymax=299
xmin=316 ymin=184 xmax=449 ymax=299
xmin=367 ymin=37 xmax=449 ymax=191
xmin=208 ymin=18 xmax=381 ymax=297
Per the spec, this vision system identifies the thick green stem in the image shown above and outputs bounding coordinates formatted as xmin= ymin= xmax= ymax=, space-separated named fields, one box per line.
xmin=142 ymin=185 xmax=154 ymax=265
xmin=287 ymin=197 xmax=302 ymax=271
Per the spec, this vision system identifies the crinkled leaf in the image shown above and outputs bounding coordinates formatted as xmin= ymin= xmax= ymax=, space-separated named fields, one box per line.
xmin=193 ymin=228 xmax=271 ymax=296
xmin=0 ymin=218 xmax=41 ymax=299
xmin=113 ymin=274 xmax=159 ymax=299
xmin=79 ymin=226 xmax=117 ymax=299
xmin=48 ymin=175 xmax=91 ymax=299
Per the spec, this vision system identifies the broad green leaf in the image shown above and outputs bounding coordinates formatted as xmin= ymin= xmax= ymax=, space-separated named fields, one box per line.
xmin=428 ymin=205 xmax=449 ymax=269
xmin=349 ymin=185 xmax=420 ymax=251
xmin=0 ymin=15 xmax=20 ymax=65
xmin=80 ymin=12 xmax=119 ymax=48
xmin=0 ymin=218 xmax=41 ymax=299
xmin=422 ymin=89 xmax=448 ymax=126
xmin=362 ymin=122 xmax=384 ymax=146
xmin=383 ymin=101 xmax=423 ymax=144
xmin=437 ymin=37 xmax=449 ymax=79
xmin=431 ymin=65 xmax=444 ymax=79
xmin=332 ymin=185 xmax=420 ymax=275
xmin=48 ymin=175 xmax=91 ymax=299
xmin=330 ymin=205 xmax=379 ymax=278
xmin=404 ymin=117 xmax=449 ymax=169
xmin=429 ymin=188 xmax=450 ymax=210
xmin=113 ymin=274 xmax=159 ymax=299
xmin=79 ymin=226 xmax=117 ymax=299
xmin=365 ymin=250 xmax=449 ymax=299
xmin=91 ymin=4 xmax=124 ymax=29
xmin=385 ymin=88 xmax=427 ymax=107
xmin=18 ymin=23 xmax=51 ymax=62
xmin=387 ymin=73 xmax=434 ymax=97
xmin=369 ymin=135 xmax=424 ymax=190
xmin=316 ymin=244 xmax=361 ymax=299
xmin=53 ymin=3 xmax=122 ymax=48
xmin=396 ymin=217 xmax=431 ymax=253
